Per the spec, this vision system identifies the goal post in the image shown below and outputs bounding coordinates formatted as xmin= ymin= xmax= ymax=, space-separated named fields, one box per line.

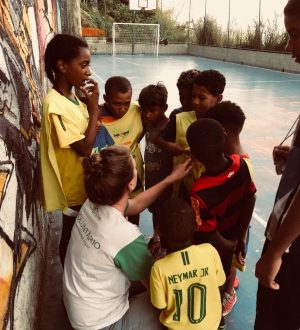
xmin=112 ymin=23 xmax=160 ymax=56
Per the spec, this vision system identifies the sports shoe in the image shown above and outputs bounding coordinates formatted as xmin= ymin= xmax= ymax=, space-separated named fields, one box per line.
xmin=218 ymin=316 xmax=226 ymax=330
xmin=233 ymin=275 xmax=239 ymax=289
xmin=222 ymin=289 xmax=237 ymax=316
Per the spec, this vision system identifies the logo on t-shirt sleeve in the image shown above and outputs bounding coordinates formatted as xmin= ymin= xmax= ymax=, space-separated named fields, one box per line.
xmin=58 ymin=115 xmax=66 ymax=131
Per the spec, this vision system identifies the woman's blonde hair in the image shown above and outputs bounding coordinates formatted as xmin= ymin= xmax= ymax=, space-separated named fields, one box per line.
xmin=83 ymin=146 xmax=134 ymax=205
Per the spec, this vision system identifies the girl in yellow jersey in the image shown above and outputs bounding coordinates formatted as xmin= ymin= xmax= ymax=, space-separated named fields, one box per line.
xmin=40 ymin=34 xmax=99 ymax=266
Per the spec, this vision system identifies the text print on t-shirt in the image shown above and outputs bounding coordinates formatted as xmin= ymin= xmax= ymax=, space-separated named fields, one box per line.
xmin=76 ymin=214 xmax=100 ymax=249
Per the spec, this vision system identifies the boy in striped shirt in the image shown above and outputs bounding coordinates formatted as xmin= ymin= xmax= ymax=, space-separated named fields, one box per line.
xmin=187 ymin=118 xmax=256 ymax=328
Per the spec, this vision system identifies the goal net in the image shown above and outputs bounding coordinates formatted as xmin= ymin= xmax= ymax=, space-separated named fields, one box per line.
xmin=112 ymin=23 xmax=160 ymax=56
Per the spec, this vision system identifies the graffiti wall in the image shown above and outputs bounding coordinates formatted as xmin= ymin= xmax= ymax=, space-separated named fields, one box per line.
xmin=0 ymin=1 xmax=61 ymax=329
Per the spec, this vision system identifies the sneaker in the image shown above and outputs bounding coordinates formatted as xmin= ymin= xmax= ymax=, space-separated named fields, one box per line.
xmin=218 ymin=316 xmax=226 ymax=330
xmin=233 ymin=275 xmax=239 ymax=289
xmin=222 ymin=289 xmax=237 ymax=316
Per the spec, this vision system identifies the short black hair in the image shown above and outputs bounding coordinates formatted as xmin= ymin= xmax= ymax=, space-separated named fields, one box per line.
xmin=159 ymin=197 xmax=196 ymax=246
xmin=205 ymin=101 xmax=246 ymax=135
xmin=187 ymin=118 xmax=225 ymax=163
xmin=177 ymin=69 xmax=200 ymax=90
xmin=138 ymin=83 xmax=168 ymax=109
xmin=284 ymin=0 xmax=300 ymax=18
xmin=105 ymin=76 xmax=132 ymax=96
xmin=193 ymin=70 xmax=226 ymax=95
xmin=44 ymin=34 xmax=88 ymax=84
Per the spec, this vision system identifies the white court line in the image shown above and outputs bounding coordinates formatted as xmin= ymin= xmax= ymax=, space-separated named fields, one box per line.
xmin=115 ymin=57 xmax=143 ymax=66
xmin=91 ymin=68 xmax=105 ymax=83
xmin=253 ymin=210 xmax=267 ymax=228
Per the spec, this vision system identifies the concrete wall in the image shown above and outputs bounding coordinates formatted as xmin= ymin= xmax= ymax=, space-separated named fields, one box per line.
xmin=188 ymin=44 xmax=300 ymax=74
xmin=87 ymin=38 xmax=299 ymax=74
xmin=0 ymin=1 xmax=79 ymax=329
xmin=87 ymin=39 xmax=188 ymax=55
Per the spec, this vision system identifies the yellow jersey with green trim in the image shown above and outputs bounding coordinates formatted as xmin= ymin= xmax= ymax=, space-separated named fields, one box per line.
xmin=174 ymin=111 xmax=205 ymax=196
xmin=40 ymin=89 xmax=88 ymax=212
xmin=150 ymin=244 xmax=225 ymax=330
xmin=102 ymin=103 xmax=144 ymax=196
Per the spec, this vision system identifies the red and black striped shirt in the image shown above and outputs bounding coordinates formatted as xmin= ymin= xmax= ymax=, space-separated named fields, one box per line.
xmin=190 ymin=154 xmax=256 ymax=234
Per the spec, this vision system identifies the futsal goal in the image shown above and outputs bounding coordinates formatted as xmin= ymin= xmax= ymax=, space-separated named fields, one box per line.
xmin=112 ymin=23 xmax=160 ymax=56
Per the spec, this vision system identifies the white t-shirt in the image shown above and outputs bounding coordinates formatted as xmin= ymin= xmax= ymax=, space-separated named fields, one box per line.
xmin=63 ymin=200 xmax=153 ymax=330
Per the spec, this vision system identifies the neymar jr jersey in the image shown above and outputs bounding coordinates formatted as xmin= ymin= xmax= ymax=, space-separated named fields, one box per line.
xmin=150 ymin=244 xmax=225 ymax=330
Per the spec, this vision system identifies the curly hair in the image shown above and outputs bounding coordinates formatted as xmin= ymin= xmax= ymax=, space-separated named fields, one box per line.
xmin=176 ymin=69 xmax=201 ymax=90
xmin=105 ymin=76 xmax=132 ymax=96
xmin=138 ymin=82 xmax=168 ymax=109
xmin=159 ymin=197 xmax=196 ymax=246
xmin=193 ymin=70 xmax=226 ymax=95
xmin=205 ymin=101 xmax=246 ymax=134
xmin=187 ymin=118 xmax=225 ymax=162
xmin=82 ymin=146 xmax=134 ymax=205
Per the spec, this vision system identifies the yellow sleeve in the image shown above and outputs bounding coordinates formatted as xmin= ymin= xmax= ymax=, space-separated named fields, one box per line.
xmin=212 ymin=246 xmax=226 ymax=287
xmin=150 ymin=264 xmax=167 ymax=309
xmin=51 ymin=113 xmax=85 ymax=148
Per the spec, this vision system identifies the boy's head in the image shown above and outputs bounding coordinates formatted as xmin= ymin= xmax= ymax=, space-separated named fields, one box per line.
xmin=187 ymin=118 xmax=226 ymax=165
xmin=205 ymin=101 xmax=246 ymax=136
xmin=159 ymin=197 xmax=196 ymax=249
xmin=176 ymin=69 xmax=200 ymax=110
xmin=104 ymin=76 xmax=132 ymax=119
xmin=192 ymin=70 xmax=226 ymax=119
xmin=138 ymin=83 xmax=168 ymax=126
xmin=284 ymin=0 xmax=300 ymax=63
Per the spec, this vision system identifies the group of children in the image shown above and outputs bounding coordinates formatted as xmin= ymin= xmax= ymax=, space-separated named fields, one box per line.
xmin=89 ymin=67 xmax=256 ymax=329
xmin=40 ymin=33 xmax=257 ymax=330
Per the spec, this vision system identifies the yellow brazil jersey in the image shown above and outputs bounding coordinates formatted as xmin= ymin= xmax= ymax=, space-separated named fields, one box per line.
xmin=150 ymin=244 xmax=225 ymax=330
xmin=40 ymin=89 xmax=88 ymax=212
xmin=174 ymin=111 xmax=205 ymax=196
xmin=102 ymin=103 xmax=144 ymax=196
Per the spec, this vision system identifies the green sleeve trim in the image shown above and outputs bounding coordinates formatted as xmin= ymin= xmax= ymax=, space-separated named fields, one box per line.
xmin=114 ymin=235 xmax=153 ymax=280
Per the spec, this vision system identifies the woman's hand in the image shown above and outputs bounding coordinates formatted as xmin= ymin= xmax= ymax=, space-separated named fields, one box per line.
xmin=167 ymin=158 xmax=192 ymax=183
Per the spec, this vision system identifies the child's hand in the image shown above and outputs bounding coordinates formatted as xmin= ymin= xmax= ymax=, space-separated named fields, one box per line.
xmin=235 ymin=239 xmax=246 ymax=263
xmin=167 ymin=158 xmax=192 ymax=183
xmin=80 ymin=78 xmax=100 ymax=113
xmin=169 ymin=142 xmax=186 ymax=155
xmin=273 ymin=145 xmax=290 ymax=174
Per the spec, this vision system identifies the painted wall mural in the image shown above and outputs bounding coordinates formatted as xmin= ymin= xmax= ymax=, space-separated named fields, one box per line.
xmin=0 ymin=1 xmax=60 ymax=329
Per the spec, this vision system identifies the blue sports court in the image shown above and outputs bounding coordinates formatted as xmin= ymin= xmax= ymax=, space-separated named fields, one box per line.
xmin=91 ymin=54 xmax=300 ymax=330
xmin=40 ymin=54 xmax=300 ymax=330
